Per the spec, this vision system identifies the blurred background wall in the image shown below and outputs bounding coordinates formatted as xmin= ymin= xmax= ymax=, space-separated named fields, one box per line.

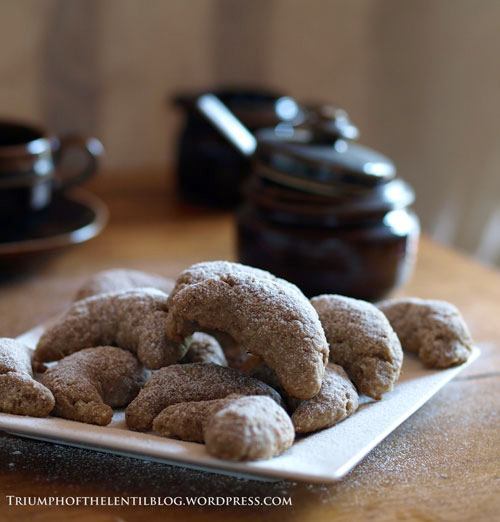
xmin=0 ymin=0 xmax=499 ymax=265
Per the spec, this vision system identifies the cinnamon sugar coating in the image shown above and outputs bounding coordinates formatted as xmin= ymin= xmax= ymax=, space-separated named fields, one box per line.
xmin=311 ymin=295 xmax=403 ymax=400
xmin=40 ymin=346 xmax=145 ymax=426
xmin=181 ymin=332 xmax=227 ymax=366
xmin=204 ymin=396 xmax=294 ymax=461
xmin=152 ymin=395 xmax=239 ymax=442
xmin=125 ymin=363 xmax=282 ymax=431
xmin=35 ymin=288 xmax=186 ymax=369
xmin=0 ymin=338 xmax=54 ymax=417
xmin=289 ymin=364 xmax=359 ymax=433
xmin=378 ymin=297 xmax=473 ymax=368
xmin=75 ymin=268 xmax=173 ymax=301
xmin=166 ymin=261 xmax=329 ymax=399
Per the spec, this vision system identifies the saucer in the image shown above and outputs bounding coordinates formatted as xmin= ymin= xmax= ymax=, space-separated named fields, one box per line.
xmin=0 ymin=189 xmax=108 ymax=272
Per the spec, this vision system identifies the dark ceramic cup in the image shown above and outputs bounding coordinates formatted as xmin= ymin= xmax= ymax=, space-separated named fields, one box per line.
xmin=0 ymin=120 xmax=102 ymax=221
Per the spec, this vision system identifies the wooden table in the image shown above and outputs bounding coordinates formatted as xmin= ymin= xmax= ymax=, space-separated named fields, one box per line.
xmin=1 ymin=174 xmax=499 ymax=522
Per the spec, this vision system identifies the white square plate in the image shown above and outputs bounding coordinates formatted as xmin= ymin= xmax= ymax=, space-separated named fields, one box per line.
xmin=0 ymin=324 xmax=479 ymax=483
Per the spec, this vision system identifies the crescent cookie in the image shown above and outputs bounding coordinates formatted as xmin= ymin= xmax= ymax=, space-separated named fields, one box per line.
xmin=311 ymin=294 xmax=403 ymax=400
xmin=125 ymin=363 xmax=283 ymax=431
xmin=166 ymin=261 xmax=329 ymax=399
xmin=0 ymin=338 xmax=54 ymax=417
xmin=75 ymin=268 xmax=173 ymax=301
xmin=378 ymin=297 xmax=473 ymax=368
xmin=152 ymin=395 xmax=240 ymax=442
xmin=40 ymin=346 xmax=145 ymax=425
xmin=181 ymin=332 xmax=227 ymax=366
xmin=204 ymin=396 xmax=295 ymax=461
xmin=288 ymin=364 xmax=359 ymax=433
xmin=167 ymin=260 xmax=299 ymax=304
xmin=34 ymin=288 xmax=186 ymax=369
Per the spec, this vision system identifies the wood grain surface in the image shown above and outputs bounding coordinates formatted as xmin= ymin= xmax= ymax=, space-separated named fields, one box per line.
xmin=0 ymin=174 xmax=498 ymax=522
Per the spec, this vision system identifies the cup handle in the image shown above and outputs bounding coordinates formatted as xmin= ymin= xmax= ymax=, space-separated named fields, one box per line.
xmin=52 ymin=134 xmax=104 ymax=190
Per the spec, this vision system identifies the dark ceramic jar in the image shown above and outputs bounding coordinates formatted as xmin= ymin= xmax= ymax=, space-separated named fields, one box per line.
xmin=236 ymin=118 xmax=419 ymax=301
xmin=173 ymin=88 xmax=285 ymax=208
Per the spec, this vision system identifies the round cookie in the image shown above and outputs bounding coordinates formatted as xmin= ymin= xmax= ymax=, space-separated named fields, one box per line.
xmin=311 ymin=294 xmax=403 ymax=400
xmin=126 ymin=363 xmax=283 ymax=431
xmin=0 ymin=338 xmax=54 ymax=417
xmin=204 ymin=396 xmax=294 ymax=461
xmin=75 ymin=268 xmax=173 ymax=301
xmin=288 ymin=364 xmax=359 ymax=433
xmin=34 ymin=288 xmax=185 ymax=369
xmin=166 ymin=261 xmax=329 ymax=399
xmin=378 ymin=297 xmax=473 ymax=368
xmin=41 ymin=346 xmax=145 ymax=426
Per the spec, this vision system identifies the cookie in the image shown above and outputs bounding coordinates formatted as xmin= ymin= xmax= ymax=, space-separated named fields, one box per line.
xmin=40 ymin=346 xmax=145 ymax=425
xmin=311 ymin=294 xmax=403 ymax=400
xmin=289 ymin=364 xmax=359 ymax=433
xmin=125 ymin=363 xmax=283 ymax=431
xmin=152 ymin=395 xmax=239 ymax=442
xmin=378 ymin=297 xmax=473 ymax=368
xmin=204 ymin=396 xmax=294 ymax=461
xmin=75 ymin=268 xmax=173 ymax=301
xmin=181 ymin=332 xmax=227 ymax=366
xmin=34 ymin=288 xmax=186 ymax=369
xmin=0 ymin=338 xmax=54 ymax=417
xmin=166 ymin=261 xmax=329 ymax=399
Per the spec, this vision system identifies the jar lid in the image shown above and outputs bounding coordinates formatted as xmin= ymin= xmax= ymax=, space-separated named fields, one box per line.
xmin=256 ymin=127 xmax=396 ymax=194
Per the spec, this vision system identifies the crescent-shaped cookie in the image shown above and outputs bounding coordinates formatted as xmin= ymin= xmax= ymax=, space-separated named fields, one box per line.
xmin=152 ymin=395 xmax=239 ymax=442
xmin=0 ymin=338 xmax=54 ymax=417
xmin=288 ymin=364 xmax=359 ymax=433
xmin=166 ymin=262 xmax=329 ymax=399
xmin=378 ymin=297 xmax=473 ymax=368
xmin=204 ymin=396 xmax=294 ymax=461
xmin=40 ymin=346 xmax=145 ymax=425
xmin=125 ymin=363 xmax=283 ymax=431
xmin=34 ymin=288 xmax=186 ymax=369
xmin=311 ymin=294 xmax=403 ymax=400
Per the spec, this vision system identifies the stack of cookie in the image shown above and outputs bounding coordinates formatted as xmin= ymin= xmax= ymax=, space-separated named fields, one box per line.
xmin=0 ymin=262 xmax=474 ymax=462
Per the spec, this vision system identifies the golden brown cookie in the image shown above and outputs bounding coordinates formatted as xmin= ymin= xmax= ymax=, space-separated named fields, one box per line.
xmin=378 ymin=297 xmax=473 ymax=368
xmin=40 ymin=346 xmax=145 ymax=426
xmin=181 ymin=332 xmax=227 ymax=366
xmin=152 ymin=395 xmax=240 ymax=442
xmin=0 ymin=338 xmax=54 ymax=417
xmin=125 ymin=363 xmax=283 ymax=431
xmin=75 ymin=268 xmax=173 ymax=301
xmin=311 ymin=294 xmax=403 ymax=400
xmin=288 ymin=364 xmax=359 ymax=433
xmin=166 ymin=261 xmax=329 ymax=399
xmin=204 ymin=396 xmax=294 ymax=461
xmin=34 ymin=288 xmax=186 ymax=369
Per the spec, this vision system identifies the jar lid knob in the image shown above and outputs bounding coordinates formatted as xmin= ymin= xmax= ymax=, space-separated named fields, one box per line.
xmin=305 ymin=104 xmax=360 ymax=143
